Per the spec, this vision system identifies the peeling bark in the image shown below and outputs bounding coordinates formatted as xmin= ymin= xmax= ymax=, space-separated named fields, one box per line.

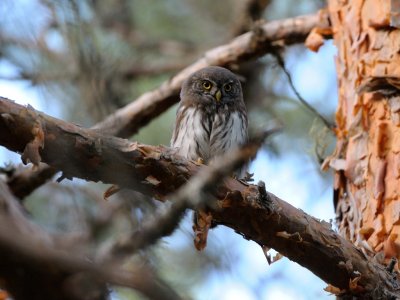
xmin=328 ymin=0 xmax=400 ymax=264
xmin=1 ymin=97 xmax=399 ymax=297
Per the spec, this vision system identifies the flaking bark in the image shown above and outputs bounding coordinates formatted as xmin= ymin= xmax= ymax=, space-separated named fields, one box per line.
xmin=327 ymin=0 xmax=400 ymax=263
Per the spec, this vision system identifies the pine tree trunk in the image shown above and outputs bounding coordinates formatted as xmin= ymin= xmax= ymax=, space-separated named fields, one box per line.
xmin=328 ymin=0 xmax=400 ymax=261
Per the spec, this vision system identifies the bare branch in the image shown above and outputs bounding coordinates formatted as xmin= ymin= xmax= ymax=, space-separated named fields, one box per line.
xmin=4 ymin=10 xmax=330 ymax=200
xmin=0 ymin=97 xmax=398 ymax=298
xmin=94 ymin=11 xmax=330 ymax=137
xmin=272 ymin=49 xmax=334 ymax=129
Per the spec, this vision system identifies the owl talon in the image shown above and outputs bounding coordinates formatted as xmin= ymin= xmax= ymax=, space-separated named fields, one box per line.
xmin=243 ymin=172 xmax=254 ymax=182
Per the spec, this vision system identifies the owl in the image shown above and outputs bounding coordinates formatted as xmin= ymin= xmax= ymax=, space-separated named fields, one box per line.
xmin=171 ymin=66 xmax=248 ymax=250
xmin=171 ymin=66 xmax=248 ymax=175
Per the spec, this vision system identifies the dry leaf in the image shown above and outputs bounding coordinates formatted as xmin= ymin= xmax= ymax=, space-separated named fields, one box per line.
xmin=103 ymin=185 xmax=121 ymax=200
xmin=193 ymin=210 xmax=213 ymax=251
xmin=21 ymin=120 xmax=45 ymax=166
xmin=324 ymin=284 xmax=343 ymax=295
xmin=305 ymin=28 xmax=325 ymax=52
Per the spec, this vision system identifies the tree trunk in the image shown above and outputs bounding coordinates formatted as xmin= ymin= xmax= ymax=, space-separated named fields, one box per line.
xmin=328 ymin=0 xmax=400 ymax=262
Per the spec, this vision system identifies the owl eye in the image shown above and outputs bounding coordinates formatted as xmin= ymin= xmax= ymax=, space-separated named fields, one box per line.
xmin=202 ymin=81 xmax=212 ymax=90
xmin=224 ymin=83 xmax=232 ymax=92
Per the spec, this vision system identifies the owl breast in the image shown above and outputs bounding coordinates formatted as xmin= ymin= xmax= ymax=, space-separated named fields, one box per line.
xmin=171 ymin=104 xmax=247 ymax=163
xmin=209 ymin=108 xmax=247 ymax=157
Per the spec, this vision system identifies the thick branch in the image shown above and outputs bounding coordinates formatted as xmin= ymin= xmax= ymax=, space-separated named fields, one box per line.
xmin=108 ymin=131 xmax=268 ymax=257
xmin=4 ymin=11 xmax=330 ymax=200
xmin=0 ymin=97 xmax=397 ymax=298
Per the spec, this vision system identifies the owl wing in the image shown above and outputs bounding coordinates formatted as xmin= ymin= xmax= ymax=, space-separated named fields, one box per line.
xmin=209 ymin=110 xmax=248 ymax=177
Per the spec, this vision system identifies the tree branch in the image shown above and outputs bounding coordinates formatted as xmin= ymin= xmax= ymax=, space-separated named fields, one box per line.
xmin=1 ymin=97 xmax=399 ymax=298
xmin=94 ymin=10 xmax=330 ymax=137
xmin=3 ymin=10 xmax=330 ymax=200
xmin=3 ymin=163 xmax=57 ymax=199
xmin=107 ymin=131 xmax=271 ymax=258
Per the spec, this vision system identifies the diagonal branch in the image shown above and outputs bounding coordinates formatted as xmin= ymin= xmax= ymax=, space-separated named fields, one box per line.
xmin=94 ymin=10 xmax=330 ymax=137
xmin=1 ymin=97 xmax=399 ymax=298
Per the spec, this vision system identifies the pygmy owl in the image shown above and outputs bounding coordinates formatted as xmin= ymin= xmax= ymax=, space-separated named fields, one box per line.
xmin=171 ymin=66 xmax=248 ymax=250
xmin=171 ymin=66 xmax=248 ymax=174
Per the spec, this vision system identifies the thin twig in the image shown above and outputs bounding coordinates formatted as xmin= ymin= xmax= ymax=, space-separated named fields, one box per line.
xmin=273 ymin=50 xmax=334 ymax=130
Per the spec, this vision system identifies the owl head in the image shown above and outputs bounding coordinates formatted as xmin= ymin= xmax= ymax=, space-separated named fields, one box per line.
xmin=180 ymin=66 xmax=244 ymax=108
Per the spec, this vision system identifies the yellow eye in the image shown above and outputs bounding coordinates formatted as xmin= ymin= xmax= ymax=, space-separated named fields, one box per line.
xmin=224 ymin=84 xmax=232 ymax=92
xmin=202 ymin=81 xmax=212 ymax=90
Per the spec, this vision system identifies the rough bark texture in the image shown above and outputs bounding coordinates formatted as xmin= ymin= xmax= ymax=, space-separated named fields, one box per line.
xmin=326 ymin=0 xmax=400 ymax=263
xmin=1 ymin=97 xmax=400 ymax=298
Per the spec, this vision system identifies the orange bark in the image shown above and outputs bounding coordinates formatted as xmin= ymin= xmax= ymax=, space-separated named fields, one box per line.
xmin=328 ymin=0 xmax=400 ymax=261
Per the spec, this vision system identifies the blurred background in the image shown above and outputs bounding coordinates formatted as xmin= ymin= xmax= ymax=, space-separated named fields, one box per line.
xmin=0 ymin=0 xmax=337 ymax=299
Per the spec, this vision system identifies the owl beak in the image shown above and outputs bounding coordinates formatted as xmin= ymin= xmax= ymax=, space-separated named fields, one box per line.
xmin=215 ymin=90 xmax=222 ymax=102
